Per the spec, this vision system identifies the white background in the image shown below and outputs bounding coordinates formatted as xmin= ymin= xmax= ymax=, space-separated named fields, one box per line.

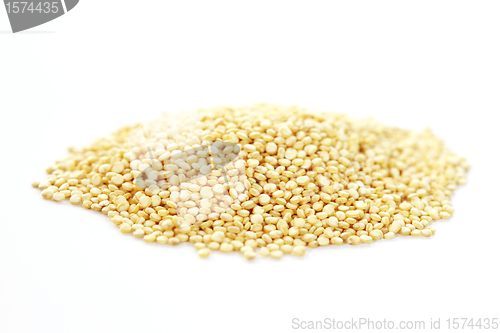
xmin=1 ymin=1 xmax=499 ymax=332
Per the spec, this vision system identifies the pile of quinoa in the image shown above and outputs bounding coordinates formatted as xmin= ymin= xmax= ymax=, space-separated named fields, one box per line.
xmin=33 ymin=104 xmax=470 ymax=259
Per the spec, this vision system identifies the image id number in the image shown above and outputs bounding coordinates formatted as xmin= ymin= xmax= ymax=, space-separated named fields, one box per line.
xmin=5 ymin=2 xmax=59 ymax=14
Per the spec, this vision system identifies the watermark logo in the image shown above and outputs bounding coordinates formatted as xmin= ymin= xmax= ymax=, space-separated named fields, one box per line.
xmin=127 ymin=118 xmax=250 ymax=226
xmin=3 ymin=0 xmax=79 ymax=33
xmin=135 ymin=141 xmax=241 ymax=190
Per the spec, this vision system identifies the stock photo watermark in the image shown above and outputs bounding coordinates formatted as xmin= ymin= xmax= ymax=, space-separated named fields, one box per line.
xmin=3 ymin=0 xmax=79 ymax=33
xmin=291 ymin=317 xmax=499 ymax=330
xmin=127 ymin=118 xmax=250 ymax=227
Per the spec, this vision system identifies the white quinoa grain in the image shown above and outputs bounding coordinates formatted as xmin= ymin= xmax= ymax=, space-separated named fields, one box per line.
xmin=198 ymin=248 xmax=211 ymax=258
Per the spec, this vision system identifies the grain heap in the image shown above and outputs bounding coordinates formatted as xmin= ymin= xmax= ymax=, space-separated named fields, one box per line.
xmin=33 ymin=104 xmax=470 ymax=259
